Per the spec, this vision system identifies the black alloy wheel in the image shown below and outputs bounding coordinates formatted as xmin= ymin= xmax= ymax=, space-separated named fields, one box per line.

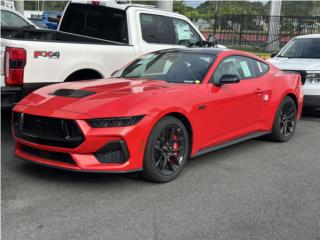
xmin=153 ymin=125 xmax=186 ymax=176
xmin=142 ymin=116 xmax=189 ymax=183
xmin=269 ymin=96 xmax=297 ymax=142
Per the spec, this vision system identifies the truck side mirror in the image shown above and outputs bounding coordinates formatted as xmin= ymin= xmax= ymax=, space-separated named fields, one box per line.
xmin=207 ymin=34 xmax=217 ymax=47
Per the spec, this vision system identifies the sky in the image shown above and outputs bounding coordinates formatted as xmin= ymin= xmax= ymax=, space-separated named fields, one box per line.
xmin=184 ymin=0 xmax=205 ymax=8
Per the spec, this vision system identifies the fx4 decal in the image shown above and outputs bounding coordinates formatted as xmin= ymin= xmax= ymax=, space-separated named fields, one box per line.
xmin=34 ymin=51 xmax=60 ymax=59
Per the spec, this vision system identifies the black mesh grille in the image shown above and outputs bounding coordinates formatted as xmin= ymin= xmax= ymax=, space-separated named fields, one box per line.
xmin=94 ymin=141 xmax=130 ymax=164
xmin=13 ymin=113 xmax=84 ymax=148
xmin=21 ymin=145 xmax=75 ymax=164
xmin=283 ymin=70 xmax=307 ymax=85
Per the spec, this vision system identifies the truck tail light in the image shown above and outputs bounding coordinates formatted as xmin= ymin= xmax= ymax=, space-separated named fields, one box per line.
xmin=4 ymin=47 xmax=26 ymax=86
xmin=92 ymin=1 xmax=100 ymax=5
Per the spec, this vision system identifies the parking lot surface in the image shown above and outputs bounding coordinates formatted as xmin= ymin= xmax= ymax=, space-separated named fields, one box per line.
xmin=2 ymin=110 xmax=320 ymax=240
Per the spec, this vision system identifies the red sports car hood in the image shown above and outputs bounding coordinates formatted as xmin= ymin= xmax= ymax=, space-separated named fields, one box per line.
xmin=16 ymin=78 xmax=194 ymax=118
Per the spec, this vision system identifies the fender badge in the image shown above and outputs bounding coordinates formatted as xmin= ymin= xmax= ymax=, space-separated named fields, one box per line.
xmin=34 ymin=51 xmax=60 ymax=59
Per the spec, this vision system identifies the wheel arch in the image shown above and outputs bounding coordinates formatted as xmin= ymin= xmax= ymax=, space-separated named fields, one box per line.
xmin=64 ymin=68 xmax=104 ymax=82
xmin=269 ymin=91 xmax=300 ymax=128
xmin=163 ymin=112 xmax=194 ymax=154
xmin=285 ymin=93 xmax=298 ymax=110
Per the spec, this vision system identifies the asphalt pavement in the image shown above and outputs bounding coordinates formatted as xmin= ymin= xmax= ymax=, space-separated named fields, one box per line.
xmin=2 ymin=109 xmax=320 ymax=240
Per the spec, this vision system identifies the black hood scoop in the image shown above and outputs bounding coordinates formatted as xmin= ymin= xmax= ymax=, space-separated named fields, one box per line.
xmin=50 ymin=89 xmax=95 ymax=98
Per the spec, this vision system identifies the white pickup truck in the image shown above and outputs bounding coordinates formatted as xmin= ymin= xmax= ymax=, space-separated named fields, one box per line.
xmin=268 ymin=34 xmax=320 ymax=111
xmin=1 ymin=1 xmax=217 ymax=107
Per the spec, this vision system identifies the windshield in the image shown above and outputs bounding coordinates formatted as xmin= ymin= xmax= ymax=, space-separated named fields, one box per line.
xmin=1 ymin=10 xmax=30 ymax=28
xmin=114 ymin=51 xmax=216 ymax=83
xmin=279 ymin=38 xmax=320 ymax=59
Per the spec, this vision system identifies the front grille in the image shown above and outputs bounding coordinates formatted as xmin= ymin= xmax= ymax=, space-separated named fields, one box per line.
xmin=13 ymin=113 xmax=84 ymax=148
xmin=283 ymin=70 xmax=307 ymax=85
xmin=21 ymin=145 xmax=75 ymax=164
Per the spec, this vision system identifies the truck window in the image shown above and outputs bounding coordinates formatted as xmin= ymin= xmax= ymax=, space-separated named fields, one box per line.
xmin=172 ymin=18 xmax=200 ymax=46
xmin=140 ymin=13 xmax=174 ymax=44
xmin=60 ymin=3 xmax=128 ymax=44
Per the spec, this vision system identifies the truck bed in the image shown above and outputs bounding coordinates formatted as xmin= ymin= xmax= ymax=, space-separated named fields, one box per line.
xmin=1 ymin=27 xmax=127 ymax=45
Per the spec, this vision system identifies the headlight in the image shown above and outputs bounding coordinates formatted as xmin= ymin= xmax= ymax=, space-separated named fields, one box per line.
xmin=305 ymin=72 xmax=320 ymax=84
xmin=88 ymin=115 xmax=145 ymax=128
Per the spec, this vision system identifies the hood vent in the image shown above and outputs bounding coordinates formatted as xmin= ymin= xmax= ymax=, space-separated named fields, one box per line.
xmin=50 ymin=89 xmax=95 ymax=98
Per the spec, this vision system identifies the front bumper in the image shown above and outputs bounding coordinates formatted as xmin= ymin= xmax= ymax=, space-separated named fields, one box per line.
xmin=304 ymin=95 xmax=320 ymax=108
xmin=1 ymin=86 xmax=22 ymax=108
xmin=303 ymin=84 xmax=320 ymax=108
xmin=13 ymin=108 xmax=151 ymax=173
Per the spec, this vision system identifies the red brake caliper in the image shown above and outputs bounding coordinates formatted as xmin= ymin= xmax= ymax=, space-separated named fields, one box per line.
xmin=172 ymin=134 xmax=179 ymax=157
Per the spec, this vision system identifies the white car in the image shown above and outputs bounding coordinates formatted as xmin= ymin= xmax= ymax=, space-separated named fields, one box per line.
xmin=1 ymin=1 xmax=218 ymax=108
xmin=268 ymin=34 xmax=320 ymax=111
xmin=1 ymin=6 xmax=38 ymax=29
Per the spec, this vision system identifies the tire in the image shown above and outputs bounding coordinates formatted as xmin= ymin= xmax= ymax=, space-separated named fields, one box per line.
xmin=268 ymin=96 xmax=297 ymax=142
xmin=142 ymin=116 xmax=190 ymax=183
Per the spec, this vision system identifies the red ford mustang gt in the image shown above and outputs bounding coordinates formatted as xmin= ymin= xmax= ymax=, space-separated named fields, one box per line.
xmin=13 ymin=48 xmax=303 ymax=182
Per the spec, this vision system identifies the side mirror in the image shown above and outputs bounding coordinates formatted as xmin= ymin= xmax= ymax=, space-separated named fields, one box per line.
xmin=207 ymin=34 xmax=217 ymax=47
xmin=270 ymin=52 xmax=278 ymax=58
xmin=111 ymin=69 xmax=120 ymax=77
xmin=217 ymin=74 xmax=240 ymax=85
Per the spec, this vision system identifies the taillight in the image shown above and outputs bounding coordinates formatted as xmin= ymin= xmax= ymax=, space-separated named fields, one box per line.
xmin=4 ymin=47 xmax=26 ymax=86
xmin=92 ymin=1 xmax=100 ymax=5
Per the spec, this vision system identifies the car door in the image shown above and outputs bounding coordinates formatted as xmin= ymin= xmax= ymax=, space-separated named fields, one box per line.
xmin=205 ymin=55 xmax=268 ymax=146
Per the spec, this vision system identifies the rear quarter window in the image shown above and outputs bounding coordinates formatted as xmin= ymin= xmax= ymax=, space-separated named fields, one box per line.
xmin=254 ymin=61 xmax=269 ymax=77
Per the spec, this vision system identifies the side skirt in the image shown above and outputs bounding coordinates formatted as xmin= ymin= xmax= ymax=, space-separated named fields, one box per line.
xmin=192 ymin=131 xmax=270 ymax=158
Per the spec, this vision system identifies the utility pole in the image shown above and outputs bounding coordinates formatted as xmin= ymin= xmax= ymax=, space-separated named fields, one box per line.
xmin=14 ymin=0 xmax=24 ymax=14
xmin=156 ymin=0 xmax=173 ymax=12
xmin=267 ymin=0 xmax=282 ymax=52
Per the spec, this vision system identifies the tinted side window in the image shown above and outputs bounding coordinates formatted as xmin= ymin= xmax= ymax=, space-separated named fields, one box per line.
xmin=60 ymin=3 xmax=128 ymax=43
xmin=253 ymin=61 xmax=269 ymax=77
xmin=172 ymin=18 xmax=200 ymax=46
xmin=1 ymin=10 xmax=30 ymax=28
xmin=140 ymin=14 xmax=173 ymax=44
xmin=212 ymin=56 xmax=255 ymax=84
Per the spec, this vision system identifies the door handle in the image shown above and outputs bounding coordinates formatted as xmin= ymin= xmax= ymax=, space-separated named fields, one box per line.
xmin=254 ymin=88 xmax=266 ymax=94
xmin=198 ymin=104 xmax=207 ymax=110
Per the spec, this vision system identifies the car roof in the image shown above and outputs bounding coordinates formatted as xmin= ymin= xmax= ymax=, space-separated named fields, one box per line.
xmin=295 ymin=34 xmax=320 ymax=39
xmin=157 ymin=48 xmax=230 ymax=55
